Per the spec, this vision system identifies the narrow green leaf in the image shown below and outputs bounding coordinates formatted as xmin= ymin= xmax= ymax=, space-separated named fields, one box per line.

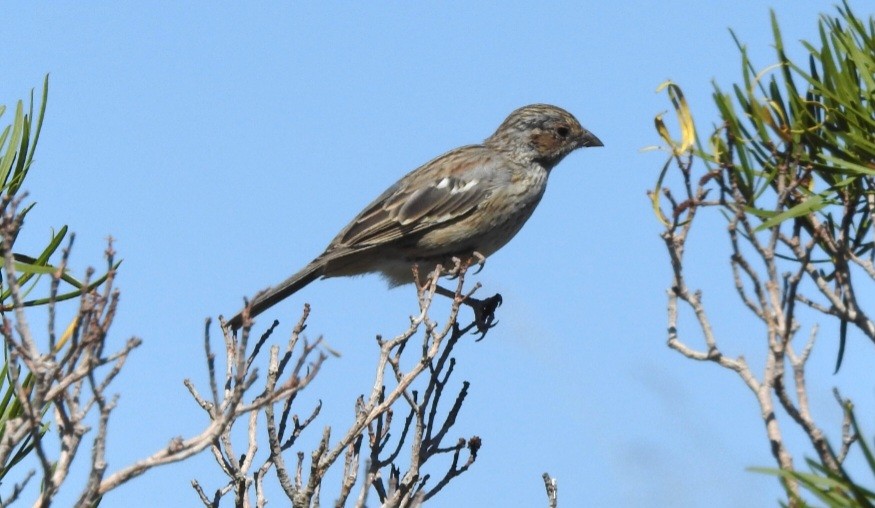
xmin=13 ymin=76 xmax=48 ymax=194
xmin=0 ymin=260 xmax=122 ymax=311
xmin=0 ymin=102 xmax=24 ymax=189
xmin=756 ymin=195 xmax=828 ymax=231
xmin=12 ymin=262 xmax=60 ymax=275
xmin=819 ymin=155 xmax=875 ymax=176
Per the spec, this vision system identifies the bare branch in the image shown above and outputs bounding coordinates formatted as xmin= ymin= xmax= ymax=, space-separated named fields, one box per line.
xmin=542 ymin=472 xmax=558 ymax=508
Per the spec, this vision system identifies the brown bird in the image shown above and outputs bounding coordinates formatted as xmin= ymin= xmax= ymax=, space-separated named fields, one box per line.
xmin=228 ymin=104 xmax=602 ymax=330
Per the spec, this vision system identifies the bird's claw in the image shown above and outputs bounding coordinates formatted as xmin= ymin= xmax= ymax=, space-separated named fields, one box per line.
xmin=470 ymin=251 xmax=487 ymax=275
xmin=469 ymin=293 xmax=503 ymax=340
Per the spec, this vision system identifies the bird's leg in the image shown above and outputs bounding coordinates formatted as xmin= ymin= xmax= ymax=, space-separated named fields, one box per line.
xmin=434 ymin=285 xmax=503 ymax=339
xmin=444 ymin=251 xmax=487 ymax=279
xmin=443 ymin=256 xmax=465 ymax=280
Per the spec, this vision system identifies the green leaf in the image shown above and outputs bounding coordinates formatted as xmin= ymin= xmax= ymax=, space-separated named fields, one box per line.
xmin=756 ymin=195 xmax=829 ymax=231
xmin=0 ymin=102 xmax=24 ymax=190
xmin=819 ymin=155 xmax=875 ymax=176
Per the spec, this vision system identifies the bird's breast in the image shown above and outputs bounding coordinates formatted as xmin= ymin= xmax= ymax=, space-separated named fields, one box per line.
xmin=414 ymin=164 xmax=549 ymax=257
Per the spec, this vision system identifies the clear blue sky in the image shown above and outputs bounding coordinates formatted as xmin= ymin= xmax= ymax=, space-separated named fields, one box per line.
xmin=3 ymin=2 xmax=873 ymax=506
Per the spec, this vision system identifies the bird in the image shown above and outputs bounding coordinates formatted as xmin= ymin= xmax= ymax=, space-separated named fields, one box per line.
xmin=228 ymin=104 xmax=602 ymax=330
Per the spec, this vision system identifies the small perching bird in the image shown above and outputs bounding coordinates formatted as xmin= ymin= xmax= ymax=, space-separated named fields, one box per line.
xmin=228 ymin=104 xmax=602 ymax=330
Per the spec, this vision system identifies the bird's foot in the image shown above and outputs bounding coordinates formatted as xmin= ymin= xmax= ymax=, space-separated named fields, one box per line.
xmin=434 ymin=284 xmax=503 ymax=339
xmin=445 ymin=252 xmax=487 ymax=280
xmin=444 ymin=257 xmax=465 ymax=280
xmin=466 ymin=293 xmax=503 ymax=340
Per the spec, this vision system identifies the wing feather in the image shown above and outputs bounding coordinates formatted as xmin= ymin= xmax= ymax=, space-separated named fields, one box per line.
xmin=330 ymin=145 xmax=499 ymax=249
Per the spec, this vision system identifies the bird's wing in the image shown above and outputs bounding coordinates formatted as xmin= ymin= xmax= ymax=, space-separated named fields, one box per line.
xmin=329 ymin=145 xmax=502 ymax=249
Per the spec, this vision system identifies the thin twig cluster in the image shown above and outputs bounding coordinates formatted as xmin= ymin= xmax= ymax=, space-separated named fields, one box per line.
xmin=193 ymin=262 xmax=484 ymax=507
xmin=0 ymin=194 xmax=138 ymax=506
xmin=651 ymin=147 xmax=870 ymax=500
xmin=0 ymin=194 xmax=326 ymax=506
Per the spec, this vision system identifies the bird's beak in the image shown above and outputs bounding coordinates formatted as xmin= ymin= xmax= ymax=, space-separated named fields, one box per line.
xmin=578 ymin=129 xmax=603 ymax=148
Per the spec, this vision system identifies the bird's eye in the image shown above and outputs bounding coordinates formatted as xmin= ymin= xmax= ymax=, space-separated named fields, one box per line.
xmin=556 ymin=126 xmax=570 ymax=137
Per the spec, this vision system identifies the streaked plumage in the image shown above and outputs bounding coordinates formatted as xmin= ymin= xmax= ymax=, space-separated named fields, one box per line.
xmin=228 ymin=104 xmax=602 ymax=330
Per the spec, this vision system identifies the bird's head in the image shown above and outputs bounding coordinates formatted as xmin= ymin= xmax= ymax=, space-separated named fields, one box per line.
xmin=486 ymin=104 xmax=602 ymax=167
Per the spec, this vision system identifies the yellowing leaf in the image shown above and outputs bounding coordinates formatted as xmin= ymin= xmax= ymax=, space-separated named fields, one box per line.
xmin=654 ymin=81 xmax=695 ymax=154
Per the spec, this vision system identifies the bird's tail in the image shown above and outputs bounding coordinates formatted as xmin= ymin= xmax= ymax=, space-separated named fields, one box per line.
xmin=227 ymin=260 xmax=323 ymax=330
